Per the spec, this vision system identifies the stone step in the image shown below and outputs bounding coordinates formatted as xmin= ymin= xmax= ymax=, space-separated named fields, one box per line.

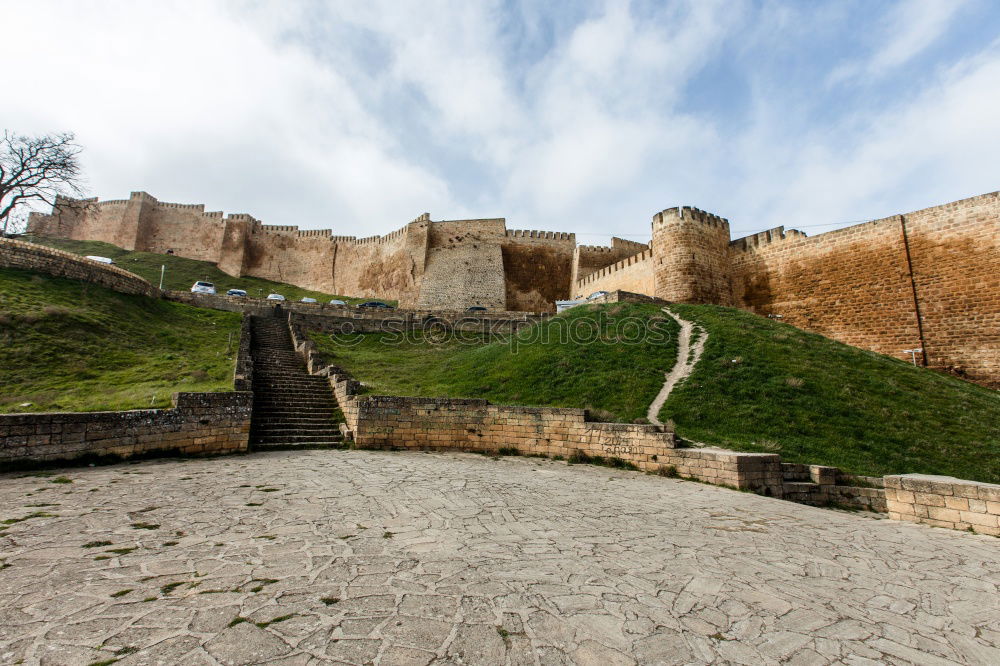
xmin=251 ymin=441 xmax=346 ymax=451
xmin=251 ymin=434 xmax=344 ymax=444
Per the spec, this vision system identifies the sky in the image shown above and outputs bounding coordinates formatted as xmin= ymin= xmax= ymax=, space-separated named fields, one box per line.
xmin=4 ymin=0 xmax=1000 ymax=242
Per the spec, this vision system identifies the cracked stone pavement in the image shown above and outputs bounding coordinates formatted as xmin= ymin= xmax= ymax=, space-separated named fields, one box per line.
xmin=0 ymin=449 xmax=998 ymax=665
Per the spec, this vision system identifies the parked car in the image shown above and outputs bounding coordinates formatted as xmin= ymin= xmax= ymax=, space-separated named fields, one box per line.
xmin=466 ymin=306 xmax=487 ymax=312
xmin=85 ymin=255 xmax=115 ymax=265
xmin=266 ymin=293 xmax=286 ymax=301
xmin=226 ymin=288 xmax=247 ymax=297
xmin=586 ymin=290 xmax=609 ymax=301
xmin=301 ymin=297 xmax=318 ymax=303
xmin=555 ymin=299 xmax=583 ymax=313
xmin=328 ymin=299 xmax=347 ymax=306
xmin=358 ymin=301 xmax=393 ymax=309
xmin=190 ymin=281 xmax=216 ymax=295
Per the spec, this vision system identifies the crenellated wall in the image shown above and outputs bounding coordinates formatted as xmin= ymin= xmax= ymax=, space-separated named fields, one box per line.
xmin=501 ymin=227 xmax=576 ymax=312
xmin=26 ymin=189 xmax=1000 ymax=385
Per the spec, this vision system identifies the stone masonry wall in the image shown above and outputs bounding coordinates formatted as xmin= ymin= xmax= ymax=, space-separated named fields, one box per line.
xmin=0 ymin=237 xmax=159 ymax=297
xmin=0 ymin=392 xmax=252 ymax=469
xmin=417 ymin=220 xmax=508 ymax=310
xmin=573 ymin=250 xmax=654 ymax=300
xmin=730 ymin=192 xmax=1000 ymax=385
xmin=502 ymin=230 xmax=576 ymax=312
xmin=885 ymin=474 xmax=1000 ymax=536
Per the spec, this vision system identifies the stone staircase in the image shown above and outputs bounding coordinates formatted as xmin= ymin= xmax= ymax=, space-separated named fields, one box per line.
xmin=249 ymin=316 xmax=345 ymax=451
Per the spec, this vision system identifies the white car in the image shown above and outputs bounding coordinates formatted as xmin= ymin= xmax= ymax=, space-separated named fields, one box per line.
xmin=266 ymin=293 xmax=286 ymax=301
xmin=555 ymin=299 xmax=584 ymax=313
xmin=301 ymin=297 xmax=318 ymax=304
xmin=85 ymin=255 xmax=115 ymax=265
xmin=226 ymin=288 xmax=247 ymax=297
xmin=586 ymin=291 xmax=609 ymax=301
xmin=329 ymin=299 xmax=346 ymax=306
xmin=191 ymin=281 xmax=216 ymax=295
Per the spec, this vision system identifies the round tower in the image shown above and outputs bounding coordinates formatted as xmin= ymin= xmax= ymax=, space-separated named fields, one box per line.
xmin=651 ymin=206 xmax=734 ymax=305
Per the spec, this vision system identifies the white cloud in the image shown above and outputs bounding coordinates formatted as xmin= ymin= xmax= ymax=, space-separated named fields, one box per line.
xmin=734 ymin=38 xmax=1000 ymax=233
xmin=828 ymin=0 xmax=969 ymax=86
xmin=2 ymin=0 xmax=460 ymax=233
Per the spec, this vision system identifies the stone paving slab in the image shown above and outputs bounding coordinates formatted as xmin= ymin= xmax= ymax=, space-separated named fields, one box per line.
xmin=0 ymin=449 xmax=998 ymax=665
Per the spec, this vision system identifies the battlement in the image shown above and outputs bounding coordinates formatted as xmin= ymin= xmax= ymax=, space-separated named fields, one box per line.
xmin=577 ymin=249 xmax=653 ymax=287
xmin=297 ymin=229 xmax=332 ymax=238
xmin=129 ymin=191 xmax=158 ymax=202
xmin=330 ymin=235 xmax=358 ymax=242
xmin=506 ymin=229 xmax=575 ymax=241
xmin=653 ymin=206 xmax=730 ymax=230
xmin=158 ymin=201 xmax=205 ymax=211
xmin=354 ymin=225 xmax=408 ymax=245
xmin=411 ymin=213 xmax=430 ymax=224
xmin=261 ymin=223 xmax=296 ymax=232
xmin=576 ymin=244 xmax=618 ymax=254
xmin=611 ymin=236 xmax=650 ymax=252
xmin=730 ymin=226 xmax=808 ymax=252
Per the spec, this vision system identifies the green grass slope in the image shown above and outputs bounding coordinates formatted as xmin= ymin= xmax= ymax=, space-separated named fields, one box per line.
xmin=661 ymin=304 xmax=1000 ymax=483
xmin=20 ymin=235 xmax=392 ymax=305
xmin=312 ymin=303 xmax=680 ymax=423
xmin=0 ymin=267 xmax=241 ymax=413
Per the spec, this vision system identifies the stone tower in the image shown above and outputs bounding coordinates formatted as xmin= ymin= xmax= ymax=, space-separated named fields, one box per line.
xmin=651 ymin=206 xmax=734 ymax=304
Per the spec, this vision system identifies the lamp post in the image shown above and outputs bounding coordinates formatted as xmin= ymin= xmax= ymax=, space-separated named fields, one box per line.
xmin=903 ymin=348 xmax=923 ymax=366
xmin=159 ymin=265 xmax=165 ymax=290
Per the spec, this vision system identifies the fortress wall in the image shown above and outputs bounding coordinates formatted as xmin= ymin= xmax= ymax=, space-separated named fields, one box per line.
xmin=135 ymin=199 xmax=226 ymax=262
xmin=242 ymin=228 xmax=336 ymax=294
xmin=28 ymin=195 xmax=143 ymax=250
xmin=416 ymin=219 xmax=508 ymax=309
xmin=729 ymin=192 xmax=999 ymax=384
xmin=332 ymin=218 xmax=430 ymax=307
xmin=899 ymin=192 xmax=1000 ymax=384
xmin=570 ymin=237 xmax=648 ymax=289
xmin=572 ymin=250 xmax=654 ymax=299
xmin=730 ymin=218 xmax=919 ymax=362
xmin=501 ymin=228 xmax=576 ymax=313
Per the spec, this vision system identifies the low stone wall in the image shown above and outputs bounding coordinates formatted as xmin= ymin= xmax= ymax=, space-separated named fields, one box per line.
xmin=0 ymin=392 xmax=252 ymax=469
xmin=0 ymin=238 xmax=159 ymax=297
xmin=234 ymin=314 xmax=254 ymax=392
xmin=781 ymin=463 xmax=887 ymax=512
xmin=285 ymin=321 xmax=784 ymax=495
xmin=885 ymin=474 xmax=1000 ymax=536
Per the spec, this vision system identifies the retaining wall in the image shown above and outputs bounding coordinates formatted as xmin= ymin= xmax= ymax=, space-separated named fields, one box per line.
xmin=0 ymin=237 xmax=159 ymax=297
xmin=0 ymin=392 xmax=252 ymax=469
xmin=885 ymin=474 xmax=1000 ymax=536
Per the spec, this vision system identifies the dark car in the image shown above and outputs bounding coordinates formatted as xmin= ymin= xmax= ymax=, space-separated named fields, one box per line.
xmin=466 ymin=306 xmax=487 ymax=312
xmin=358 ymin=301 xmax=393 ymax=309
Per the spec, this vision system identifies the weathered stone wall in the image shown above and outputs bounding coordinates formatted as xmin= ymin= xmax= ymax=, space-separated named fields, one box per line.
xmin=573 ymin=249 xmax=654 ymax=299
xmin=333 ymin=219 xmax=429 ymax=307
xmin=0 ymin=392 xmax=252 ymax=469
xmin=0 ymin=237 xmax=159 ymax=297
xmin=885 ymin=474 xmax=1000 ymax=536
xmin=501 ymin=229 xmax=576 ymax=313
xmin=242 ymin=228 xmax=337 ymax=294
xmin=417 ymin=219 xmax=508 ymax=310
xmin=569 ymin=237 xmax=648 ymax=289
xmin=729 ymin=192 xmax=1000 ymax=385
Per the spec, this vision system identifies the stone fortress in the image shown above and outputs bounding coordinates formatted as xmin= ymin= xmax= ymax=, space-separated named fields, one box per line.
xmin=27 ymin=189 xmax=1000 ymax=387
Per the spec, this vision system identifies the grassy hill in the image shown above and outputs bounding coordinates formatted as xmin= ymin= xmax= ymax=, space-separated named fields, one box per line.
xmin=660 ymin=305 xmax=1000 ymax=483
xmin=313 ymin=301 xmax=999 ymax=482
xmin=311 ymin=303 xmax=680 ymax=423
xmin=19 ymin=235 xmax=391 ymax=305
xmin=0 ymin=267 xmax=240 ymax=413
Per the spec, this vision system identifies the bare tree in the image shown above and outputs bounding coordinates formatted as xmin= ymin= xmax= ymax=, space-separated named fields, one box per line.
xmin=0 ymin=131 xmax=84 ymax=236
